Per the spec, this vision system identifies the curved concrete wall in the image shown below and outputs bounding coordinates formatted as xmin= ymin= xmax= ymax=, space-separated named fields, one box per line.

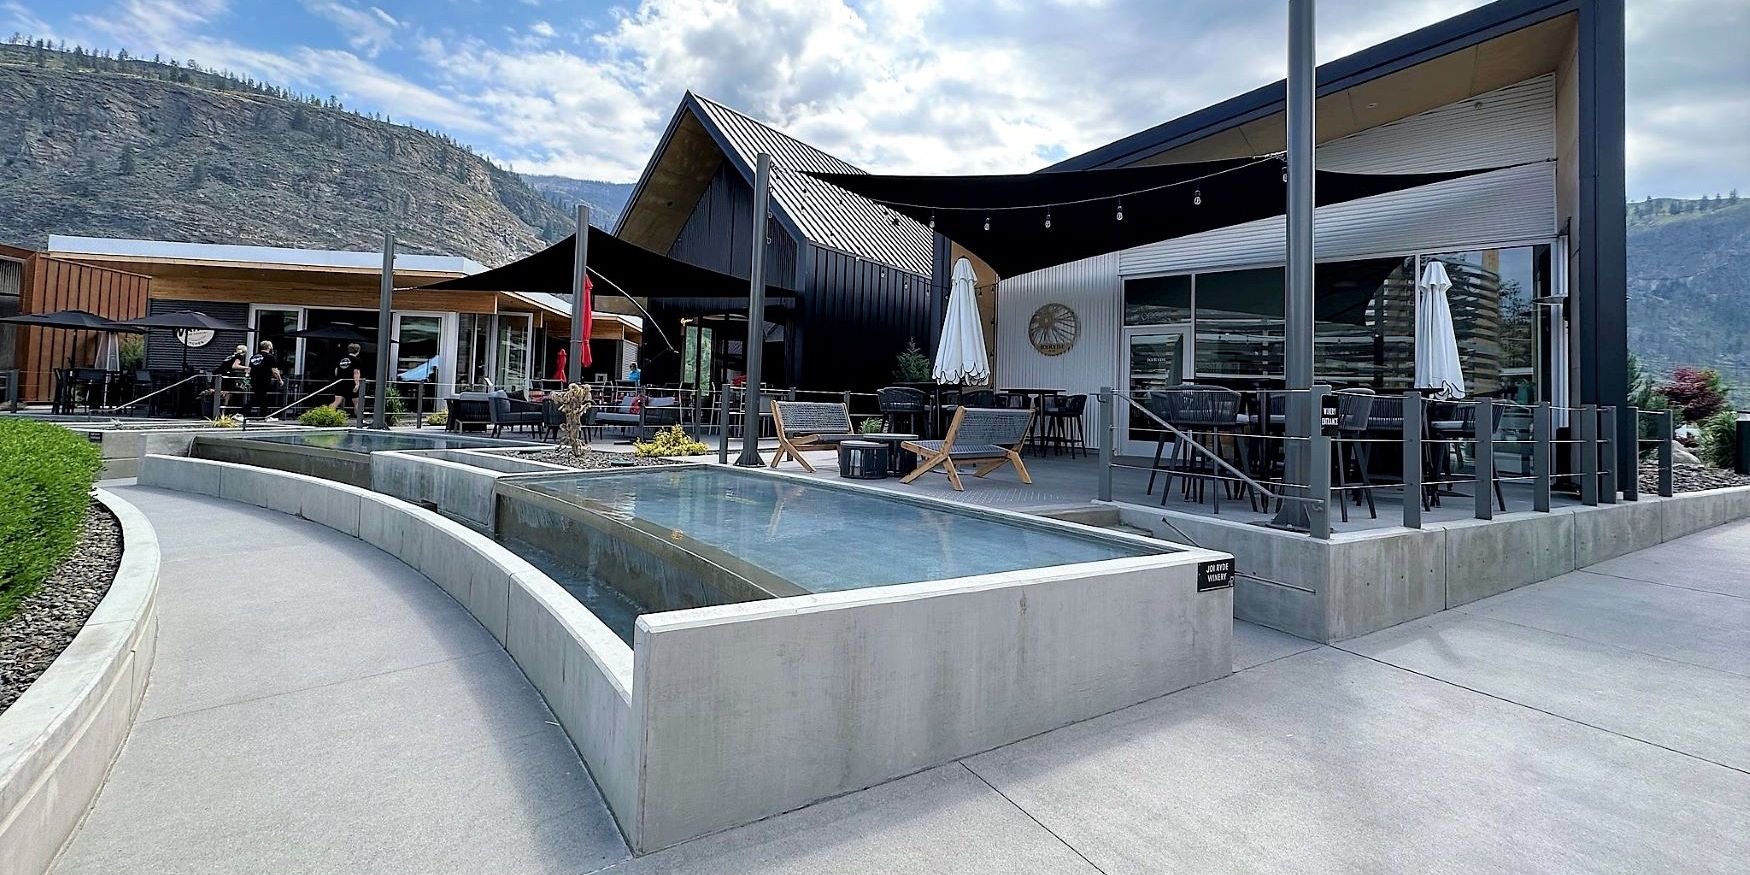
xmin=0 ymin=490 xmax=160 ymax=875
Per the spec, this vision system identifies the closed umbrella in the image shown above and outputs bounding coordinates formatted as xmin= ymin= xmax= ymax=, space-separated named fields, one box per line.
xmin=1414 ymin=260 xmax=1465 ymax=399
xmin=932 ymin=258 xmax=989 ymax=384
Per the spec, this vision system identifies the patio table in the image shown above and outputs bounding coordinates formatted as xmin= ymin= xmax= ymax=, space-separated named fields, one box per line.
xmin=857 ymin=432 xmax=920 ymax=475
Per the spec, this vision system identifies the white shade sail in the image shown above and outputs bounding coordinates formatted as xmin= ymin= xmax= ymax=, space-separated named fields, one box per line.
xmin=1414 ymin=260 xmax=1466 ymax=400
xmin=933 ymin=257 xmax=990 ymax=384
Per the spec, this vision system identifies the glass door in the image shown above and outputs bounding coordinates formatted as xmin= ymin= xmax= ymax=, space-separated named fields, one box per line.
xmin=1120 ymin=325 xmax=1190 ymax=455
xmin=494 ymin=313 xmax=532 ymax=391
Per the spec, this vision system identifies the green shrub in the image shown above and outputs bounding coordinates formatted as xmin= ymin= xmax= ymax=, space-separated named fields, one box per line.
xmin=633 ymin=425 xmax=709 ymax=458
xmin=207 ymin=414 xmax=241 ymax=429
xmin=1698 ymin=410 xmax=1738 ymax=469
xmin=298 ymin=406 xmax=350 ymax=427
xmin=424 ymin=409 xmax=448 ymax=427
xmin=893 ymin=338 xmax=932 ymax=382
xmin=859 ymin=416 xmax=887 ymax=434
xmin=0 ymin=419 xmax=102 ymax=623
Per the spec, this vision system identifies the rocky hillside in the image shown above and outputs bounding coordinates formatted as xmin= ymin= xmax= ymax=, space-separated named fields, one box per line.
xmin=0 ymin=42 xmax=614 ymax=263
xmin=520 ymin=175 xmax=634 ymax=232
xmin=1627 ymin=194 xmax=1750 ymax=400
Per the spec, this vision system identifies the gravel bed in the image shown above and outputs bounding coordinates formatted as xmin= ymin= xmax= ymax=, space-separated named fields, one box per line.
xmin=0 ymin=503 xmax=122 ymax=715
xmin=519 ymin=447 xmax=681 ymax=469
xmin=1638 ymin=462 xmax=1750 ymax=494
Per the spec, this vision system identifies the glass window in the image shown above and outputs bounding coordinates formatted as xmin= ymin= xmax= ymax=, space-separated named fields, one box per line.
xmin=455 ymin=314 xmax=489 ymax=390
xmin=1426 ymin=245 xmax=1546 ymax=400
xmin=253 ymin=308 xmax=300 ymax=372
xmin=1123 ymin=274 xmax=1192 ymax=326
xmin=1313 ymin=256 xmax=1416 ymax=391
xmin=1192 ymin=267 xmax=1284 ymax=382
xmin=396 ymin=315 xmax=442 ymax=380
xmin=495 ymin=315 xmax=531 ymax=391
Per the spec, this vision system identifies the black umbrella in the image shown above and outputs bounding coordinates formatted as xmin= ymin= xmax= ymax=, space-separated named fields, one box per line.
xmin=116 ymin=310 xmax=249 ymax=372
xmin=0 ymin=309 xmax=148 ymax=332
xmin=287 ymin=323 xmax=375 ymax=343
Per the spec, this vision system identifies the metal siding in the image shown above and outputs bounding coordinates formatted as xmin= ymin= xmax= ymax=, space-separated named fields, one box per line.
xmin=693 ymin=96 xmax=935 ymax=277
xmin=667 ymin=162 xmax=798 ymax=288
xmin=797 ymin=245 xmax=933 ymax=392
xmin=144 ymin=299 xmax=250 ymax=372
xmin=994 ymin=253 xmax=1122 ymax=448
xmin=1120 ymin=77 xmax=1556 ymax=276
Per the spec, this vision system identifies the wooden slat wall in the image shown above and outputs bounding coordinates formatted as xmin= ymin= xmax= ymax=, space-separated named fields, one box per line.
xmin=19 ymin=255 xmax=151 ymax=402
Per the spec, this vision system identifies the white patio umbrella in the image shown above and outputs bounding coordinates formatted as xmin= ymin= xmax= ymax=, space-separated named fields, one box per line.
xmin=932 ymin=257 xmax=989 ymax=384
xmin=1414 ymin=260 xmax=1465 ymax=399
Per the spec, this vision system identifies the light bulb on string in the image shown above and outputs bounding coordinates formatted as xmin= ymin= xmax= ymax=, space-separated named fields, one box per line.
xmin=928 ymin=212 xmax=936 ymax=230
xmin=1115 ymin=198 xmax=1124 ymax=222
xmin=1282 ymin=166 xmax=1288 ymax=182
xmin=1193 ymin=187 xmax=1202 ymax=206
xmin=983 ymin=215 xmax=991 ymax=232
xmin=1044 ymin=209 xmax=1052 ymax=230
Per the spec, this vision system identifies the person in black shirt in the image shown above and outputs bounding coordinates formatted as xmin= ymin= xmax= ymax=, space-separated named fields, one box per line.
xmin=244 ymin=340 xmax=283 ymax=418
xmin=213 ymin=344 xmax=248 ymax=414
xmin=330 ymin=343 xmax=363 ymax=421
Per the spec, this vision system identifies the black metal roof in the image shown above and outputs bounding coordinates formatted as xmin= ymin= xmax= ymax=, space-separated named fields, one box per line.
xmin=1049 ymin=0 xmax=1578 ymax=171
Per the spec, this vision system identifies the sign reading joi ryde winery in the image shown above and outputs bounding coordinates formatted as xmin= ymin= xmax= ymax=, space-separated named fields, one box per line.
xmin=1027 ymin=303 xmax=1078 ymax=356
xmin=1197 ymin=558 xmax=1235 ymax=591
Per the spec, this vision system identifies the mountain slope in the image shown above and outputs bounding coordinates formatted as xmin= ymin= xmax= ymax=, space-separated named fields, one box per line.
xmin=519 ymin=174 xmax=634 ymax=232
xmin=0 ymin=42 xmax=574 ymax=262
xmin=1627 ymin=195 xmax=1750 ymax=399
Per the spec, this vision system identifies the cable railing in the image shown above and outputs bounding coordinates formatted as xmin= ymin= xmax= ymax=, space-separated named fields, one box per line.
xmin=1094 ymin=386 xmax=1655 ymax=539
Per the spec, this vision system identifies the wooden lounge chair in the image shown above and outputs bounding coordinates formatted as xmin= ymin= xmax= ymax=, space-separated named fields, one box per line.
xmin=901 ymin=407 xmax=1034 ymax=491
xmin=769 ymin=400 xmax=857 ymax=472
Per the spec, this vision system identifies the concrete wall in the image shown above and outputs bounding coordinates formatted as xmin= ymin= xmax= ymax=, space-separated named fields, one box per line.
xmin=140 ymin=454 xmax=1234 ymax=855
xmin=78 ymin=425 xmax=309 ymax=480
xmin=1115 ymin=484 xmax=1750 ymax=642
xmin=370 ymin=450 xmax=570 ymax=529
xmin=629 ymin=555 xmax=1232 ymax=851
xmin=0 ymin=490 xmax=159 ymax=875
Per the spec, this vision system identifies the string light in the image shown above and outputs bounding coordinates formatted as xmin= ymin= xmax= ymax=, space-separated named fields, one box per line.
xmin=1282 ymin=166 xmax=1288 ymax=182
xmin=1192 ymin=187 xmax=1202 ymax=206
xmin=928 ymin=212 xmax=936 ymax=230
xmin=1115 ymin=198 xmax=1124 ymax=222
xmin=983 ymin=214 xmax=991 ymax=231
xmin=1044 ymin=209 xmax=1052 ymax=229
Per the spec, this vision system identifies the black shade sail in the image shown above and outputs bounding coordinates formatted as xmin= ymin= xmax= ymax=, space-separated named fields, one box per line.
xmin=419 ymin=226 xmax=796 ymax=301
xmin=0 ymin=309 xmax=148 ymax=332
xmin=805 ymin=156 xmax=1514 ymax=277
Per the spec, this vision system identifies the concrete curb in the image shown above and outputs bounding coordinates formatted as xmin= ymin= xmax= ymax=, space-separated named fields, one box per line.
xmin=0 ymin=489 xmax=160 ymax=875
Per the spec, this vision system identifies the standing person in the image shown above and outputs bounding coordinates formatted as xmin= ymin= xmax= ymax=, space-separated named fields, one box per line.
xmin=244 ymin=340 xmax=283 ymax=419
xmin=330 ymin=343 xmax=364 ymax=421
xmin=213 ymin=344 xmax=248 ymax=415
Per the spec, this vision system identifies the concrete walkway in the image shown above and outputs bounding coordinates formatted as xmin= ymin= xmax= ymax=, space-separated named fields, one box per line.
xmin=52 ymin=486 xmax=628 ymax=874
xmin=57 ymin=486 xmax=1750 ymax=873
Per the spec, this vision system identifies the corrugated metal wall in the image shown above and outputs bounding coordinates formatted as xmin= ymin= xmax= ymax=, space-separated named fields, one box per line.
xmin=1121 ymin=76 xmax=1556 ymax=276
xmin=667 ymin=162 xmax=798 ymax=285
xmin=19 ymin=255 xmax=151 ymax=402
xmin=993 ymin=253 xmax=1122 ymax=446
xmin=798 ymin=244 xmax=935 ymax=391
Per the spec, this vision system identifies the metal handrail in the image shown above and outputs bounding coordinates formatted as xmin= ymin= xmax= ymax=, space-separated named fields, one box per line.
xmin=1116 ymin=393 xmax=1296 ymax=505
xmin=263 ymin=378 xmax=345 ymax=421
xmin=103 ymin=372 xmax=205 ymax=416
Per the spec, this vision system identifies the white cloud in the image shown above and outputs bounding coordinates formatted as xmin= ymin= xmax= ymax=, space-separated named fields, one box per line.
xmin=303 ymin=1 xmax=399 ymax=57
xmin=530 ymin=20 xmax=554 ymax=38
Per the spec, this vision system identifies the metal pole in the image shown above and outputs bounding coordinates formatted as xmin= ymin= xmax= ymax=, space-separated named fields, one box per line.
xmin=736 ymin=152 xmax=773 ymax=467
xmin=1621 ymin=406 xmax=1638 ymax=501
xmin=1272 ymin=0 xmax=1317 ymax=531
xmin=1474 ymin=398 xmax=1495 ymax=520
xmin=1097 ymin=387 xmax=1114 ymax=502
xmin=1402 ymin=391 xmax=1422 ymax=528
xmin=1533 ymin=401 xmax=1552 ymax=512
xmin=1579 ymin=403 xmax=1598 ymax=505
xmin=1308 ymin=433 xmax=1331 ymax=539
xmin=372 ymin=231 xmax=394 ymax=430
xmin=718 ymin=385 xmax=732 ymax=465
xmin=569 ymin=204 xmax=590 ymax=385
xmin=1599 ymin=405 xmax=1618 ymax=504
xmin=4 ymin=369 xmax=17 ymax=412
xmin=1656 ymin=409 xmax=1673 ymax=497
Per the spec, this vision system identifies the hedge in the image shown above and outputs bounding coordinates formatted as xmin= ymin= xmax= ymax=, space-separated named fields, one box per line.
xmin=0 ymin=419 xmax=103 ymax=623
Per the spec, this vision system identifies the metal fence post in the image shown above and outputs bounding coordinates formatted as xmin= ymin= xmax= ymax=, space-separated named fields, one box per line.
xmin=1402 ymin=391 xmax=1422 ymax=529
xmin=1097 ymin=387 xmax=1114 ymax=503
xmin=1579 ymin=404 xmax=1598 ymax=506
xmin=1657 ymin=409 xmax=1674 ymax=497
xmin=1533 ymin=401 xmax=1552 ymax=512
xmin=718 ymin=385 xmax=732 ymax=465
xmin=1621 ymin=406 xmax=1639 ymax=501
xmin=1599 ymin=405 xmax=1618 ymax=505
xmin=4 ymin=369 xmax=18 ymax=412
xmin=1474 ymin=398 xmax=1495 ymax=519
xmin=1308 ymin=432 xmax=1331 ymax=539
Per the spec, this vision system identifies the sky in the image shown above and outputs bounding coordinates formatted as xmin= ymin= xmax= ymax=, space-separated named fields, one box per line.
xmin=3 ymin=0 xmax=1744 ymax=197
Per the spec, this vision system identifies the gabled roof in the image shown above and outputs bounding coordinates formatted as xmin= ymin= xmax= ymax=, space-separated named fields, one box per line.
xmin=616 ymin=93 xmax=935 ymax=277
xmin=1050 ymin=0 xmax=1578 ymax=171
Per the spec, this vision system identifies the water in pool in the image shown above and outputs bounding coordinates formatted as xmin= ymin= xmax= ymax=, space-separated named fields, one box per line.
xmin=515 ymin=466 xmax=1159 ymax=594
xmin=238 ymin=430 xmax=520 ymax=454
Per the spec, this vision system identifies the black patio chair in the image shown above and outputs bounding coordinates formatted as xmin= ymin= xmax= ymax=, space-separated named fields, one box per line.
xmin=1333 ymin=389 xmax=1377 ymax=522
xmin=876 ymin=386 xmax=927 ymax=435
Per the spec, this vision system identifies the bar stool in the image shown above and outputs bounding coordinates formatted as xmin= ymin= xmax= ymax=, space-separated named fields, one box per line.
xmin=1041 ymin=393 xmax=1087 ymax=458
xmin=1333 ymin=389 xmax=1377 ymax=522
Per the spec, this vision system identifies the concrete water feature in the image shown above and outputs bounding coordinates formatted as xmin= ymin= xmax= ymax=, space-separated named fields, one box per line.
xmin=136 ymin=453 xmax=1233 ymax=853
xmin=188 ymin=428 xmax=537 ymax=488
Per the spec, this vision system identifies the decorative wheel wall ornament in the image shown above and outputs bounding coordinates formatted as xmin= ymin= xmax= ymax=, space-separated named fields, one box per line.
xmin=177 ymin=328 xmax=214 ymax=348
xmin=1027 ymin=303 xmax=1079 ymax=356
